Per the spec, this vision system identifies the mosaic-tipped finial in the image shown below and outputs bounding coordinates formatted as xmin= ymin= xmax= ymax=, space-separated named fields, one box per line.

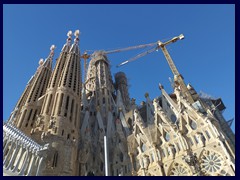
xmin=50 ymin=45 xmax=56 ymax=51
xmin=67 ymin=30 xmax=72 ymax=38
xmin=39 ymin=58 xmax=44 ymax=66
xmin=74 ymin=30 xmax=80 ymax=43
xmin=61 ymin=31 xmax=72 ymax=52
xmin=74 ymin=30 xmax=80 ymax=37
xmin=158 ymin=83 xmax=164 ymax=90
xmin=49 ymin=44 xmax=56 ymax=58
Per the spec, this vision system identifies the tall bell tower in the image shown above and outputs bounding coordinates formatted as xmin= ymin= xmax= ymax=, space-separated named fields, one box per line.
xmin=31 ymin=30 xmax=82 ymax=175
xmin=9 ymin=46 xmax=54 ymax=137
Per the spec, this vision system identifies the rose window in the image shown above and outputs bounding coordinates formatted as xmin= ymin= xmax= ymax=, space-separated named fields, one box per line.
xmin=170 ymin=163 xmax=189 ymax=176
xmin=201 ymin=151 xmax=222 ymax=174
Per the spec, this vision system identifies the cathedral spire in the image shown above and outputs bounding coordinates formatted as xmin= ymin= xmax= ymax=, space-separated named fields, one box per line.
xmin=70 ymin=30 xmax=80 ymax=54
xmin=74 ymin=29 xmax=80 ymax=44
xmin=43 ymin=45 xmax=55 ymax=69
xmin=14 ymin=46 xmax=54 ymax=134
xmin=61 ymin=30 xmax=72 ymax=52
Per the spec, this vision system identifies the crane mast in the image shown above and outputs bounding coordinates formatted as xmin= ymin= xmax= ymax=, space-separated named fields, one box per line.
xmin=159 ymin=46 xmax=180 ymax=76
xmin=157 ymin=35 xmax=195 ymax=104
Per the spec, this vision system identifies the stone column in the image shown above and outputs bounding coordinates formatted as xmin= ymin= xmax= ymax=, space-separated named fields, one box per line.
xmin=44 ymin=95 xmax=50 ymax=114
xmin=21 ymin=151 xmax=33 ymax=176
xmin=36 ymin=157 xmax=44 ymax=176
xmin=18 ymin=150 xmax=29 ymax=175
xmin=6 ymin=143 xmax=21 ymax=170
xmin=17 ymin=109 xmax=26 ymax=128
xmin=52 ymin=94 xmax=60 ymax=117
xmin=12 ymin=147 xmax=24 ymax=172
xmin=3 ymin=140 xmax=11 ymax=155
xmin=26 ymin=153 xmax=37 ymax=176
xmin=30 ymin=156 xmax=40 ymax=176
xmin=3 ymin=138 xmax=8 ymax=149
xmin=3 ymin=141 xmax=15 ymax=165
xmin=35 ymin=156 xmax=40 ymax=167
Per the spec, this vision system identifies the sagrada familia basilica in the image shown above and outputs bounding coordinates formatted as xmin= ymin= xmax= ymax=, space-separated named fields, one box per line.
xmin=3 ymin=30 xmax=235 ymax=176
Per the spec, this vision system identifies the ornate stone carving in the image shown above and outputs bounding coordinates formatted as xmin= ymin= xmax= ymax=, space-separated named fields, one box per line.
xmin=48 ymin=118 xmax=56 ymax=129
xmin=182 ymin=153 xmax=201 ymax=175
xmin=169 ymin=163 xmax=190 ymax=176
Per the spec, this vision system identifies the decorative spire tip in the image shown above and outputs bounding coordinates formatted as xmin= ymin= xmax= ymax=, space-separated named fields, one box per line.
xmin=145 ymin=92 xmax=149 ymax=98
xmin=67 ymin=30 xmax=73 ymax=38
xmin=74 ymin=30 xmax=80 ymax=37
xmin=158 ymin=83 xmax=164 ymax=90
xmin=50 ymin=45 xmax=56 ymax=51
xmin=39 ymin=58 xmax=44 ymax=65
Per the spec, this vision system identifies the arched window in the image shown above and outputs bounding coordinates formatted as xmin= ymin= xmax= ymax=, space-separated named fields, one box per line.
xmin=176 ymin=143 xmax=181 ymax=151
xmin=120 ymin=152 xmax=124 ymax=162
xmin=52 ymin=151 xmax=58 ymax=168
xmin=151 ymin=153 xmax=155 ymax=162
xmin=205 ymin=130 xmax=211 ymax=139
xmin=46 ymin=94 xmax=52 ymax=114
xmin=141 ymin=143 xmax=147 ymax=152
xmin=58 ymin=93 xmax=64 ymax=115
xmin=27 ymin=109 xmax=33 ymax=122
xmin=165 ymin=132 xmax=170 ymax=142
xmin=55 ymin=127 xmax=57 ymax=134
xmin=58 ymin=93 xmax=63 ymax=115
xmin=171 ymin=114 xmax=177 ymax=123
xmin=190 ymin=119 xmax=197 ymax=130
xmin=74 ymin=104 xmax=78 ymax=127
xmin=65 ymin=96 xmax=69 ymax=117
xmin=31 ymin=109 xmax=38 ymax=126
xmin=70 ymin=99 xmax=74 ymax=122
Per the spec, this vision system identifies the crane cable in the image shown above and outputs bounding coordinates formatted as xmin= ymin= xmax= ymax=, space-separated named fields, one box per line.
xmin=117 ymin=46 xmax=159 ymax=67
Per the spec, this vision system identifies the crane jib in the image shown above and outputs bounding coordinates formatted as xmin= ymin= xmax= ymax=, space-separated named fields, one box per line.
xmin=106 ymin=42 xmax=157 ymax=54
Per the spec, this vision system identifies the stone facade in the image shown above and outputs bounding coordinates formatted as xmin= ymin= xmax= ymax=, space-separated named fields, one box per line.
xmin=127 ymin=86 xmax=235 ymax=176
xmin=3 ymin=31 xmax=235 ymax=176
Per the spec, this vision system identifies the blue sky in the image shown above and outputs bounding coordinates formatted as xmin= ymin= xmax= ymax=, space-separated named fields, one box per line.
xmin=3 ymin=4 xmax=235 ymax=132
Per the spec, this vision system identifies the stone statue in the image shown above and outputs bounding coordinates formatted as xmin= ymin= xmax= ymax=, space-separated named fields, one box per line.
xmin=48 ymin=119 xmax=55 ymax=129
